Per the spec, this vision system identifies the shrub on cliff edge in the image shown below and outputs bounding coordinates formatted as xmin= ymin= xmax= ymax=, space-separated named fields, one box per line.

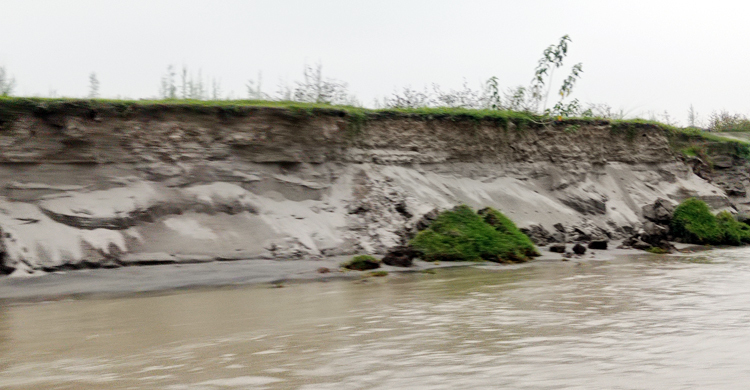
xmin=410 ymin=205 xmax=539 ymax=262
xmin=671 ymin=198 xmax=750 ymax=245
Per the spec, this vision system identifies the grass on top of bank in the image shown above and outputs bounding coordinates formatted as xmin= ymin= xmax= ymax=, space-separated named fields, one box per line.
xmin=0 ymin=96 xmax=747 ymax=153
xmin=0 ymin=96 xmax=672 ymax=127
xmin=0 ymin=96 xmax=541 ymax=122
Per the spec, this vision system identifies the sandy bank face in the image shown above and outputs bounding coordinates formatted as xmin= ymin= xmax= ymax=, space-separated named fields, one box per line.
xmin=0 ymin=109 xmax=733 ymax=273
xmin=0 ymin=160 xmax=725 ymax=273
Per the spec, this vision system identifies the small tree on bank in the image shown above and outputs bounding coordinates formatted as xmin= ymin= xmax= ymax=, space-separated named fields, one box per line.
xmin=530 ymin=35 xmax=584 ymax=117
xmin=0 ymin=66 xmax=16 ymax=96
xmin=88 ymin=72 xmax=100 ymax=98
xmin=246 ymin=71 xmax=267 ymax=100
xmin=160 ymin=65 xmax=177 ymax=99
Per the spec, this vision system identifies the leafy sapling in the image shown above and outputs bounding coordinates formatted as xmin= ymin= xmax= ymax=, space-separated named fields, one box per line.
xmin=529 ymin=35 xmax=584 ymax=117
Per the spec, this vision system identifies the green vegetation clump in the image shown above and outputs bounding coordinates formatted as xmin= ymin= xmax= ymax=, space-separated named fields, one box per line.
xmin=477 ymin=207 xmax=540 ymax=258
xmin=646 ymin=247 xmax=669 ymax=254
xmin=671 ymin=198 xmax=750 ymax=245
xmin=671 ymin=198 xmax=723 ymax=244
xmin=716 ymin=211 xmax=750 ymax=245
xmin=342 ymin=255 xmax=381 ymax=271
xmin=680 ymin=144 xmax=708 ymax=160
xmin=409 ymin=205 xmax=539 ymax=263
xmin=369 ymin=271 xmax=389 ymax=277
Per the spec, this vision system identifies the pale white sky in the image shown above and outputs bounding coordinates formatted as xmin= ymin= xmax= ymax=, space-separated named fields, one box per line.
xmin=1 ymin=0 xmax=748 ymax=124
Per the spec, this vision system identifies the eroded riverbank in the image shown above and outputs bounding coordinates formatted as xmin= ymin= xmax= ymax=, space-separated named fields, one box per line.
xmin=2 ymin=99 xmax=741 ymax=275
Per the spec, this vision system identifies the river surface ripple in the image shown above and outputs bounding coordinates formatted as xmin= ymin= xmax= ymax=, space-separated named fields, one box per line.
xmin=1 ymin=249 xmax=750 ymax=389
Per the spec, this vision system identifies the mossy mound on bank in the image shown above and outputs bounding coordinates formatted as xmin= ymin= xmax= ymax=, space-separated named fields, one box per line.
xmin=671 ymin=198 xmax=750 ymax=245
xmin=477 ymin=207 xmax=539 ymax=258
xmin=409 ymin=205 xmax=539 ymax=262
xmin=342 ymin=255 xmax=381 ymax=271
xmin=716 ymin=211 xmax=750 ymax=245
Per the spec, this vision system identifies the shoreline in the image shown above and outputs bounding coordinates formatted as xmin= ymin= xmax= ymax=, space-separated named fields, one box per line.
xmin=0 ymin=243 xmax=700 ymax=304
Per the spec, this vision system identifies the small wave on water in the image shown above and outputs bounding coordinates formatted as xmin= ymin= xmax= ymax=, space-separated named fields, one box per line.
xmin=2 ymin=249 xmax=750 ymax=389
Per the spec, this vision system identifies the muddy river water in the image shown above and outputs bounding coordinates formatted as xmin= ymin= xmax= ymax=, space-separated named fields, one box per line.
xmin=2 ymin=249 xmax=750 ymax=389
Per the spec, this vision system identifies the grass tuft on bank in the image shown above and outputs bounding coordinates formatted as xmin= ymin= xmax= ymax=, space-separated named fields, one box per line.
xmin=410 ymin=205 xmax=539 ymax=263
xmin=342 ymin=255 xmax=381 ymax=271
xmin=671 ymin=198 xmax=750 ymax=245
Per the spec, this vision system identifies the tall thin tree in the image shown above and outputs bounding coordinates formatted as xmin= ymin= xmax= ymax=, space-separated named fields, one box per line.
xmin=88 ymin=72 xmax=100 ymax=98
xmin=0 ymin=66 xmax=14 ymax=96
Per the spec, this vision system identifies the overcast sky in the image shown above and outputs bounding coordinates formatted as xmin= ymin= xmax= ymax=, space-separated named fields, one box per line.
xmin=1 ymin=0 xmax=748 ymax=125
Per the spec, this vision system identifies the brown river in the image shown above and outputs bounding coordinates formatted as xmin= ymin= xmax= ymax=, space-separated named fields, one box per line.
xmin=1 ymin=249 xmax=750 ymax=389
